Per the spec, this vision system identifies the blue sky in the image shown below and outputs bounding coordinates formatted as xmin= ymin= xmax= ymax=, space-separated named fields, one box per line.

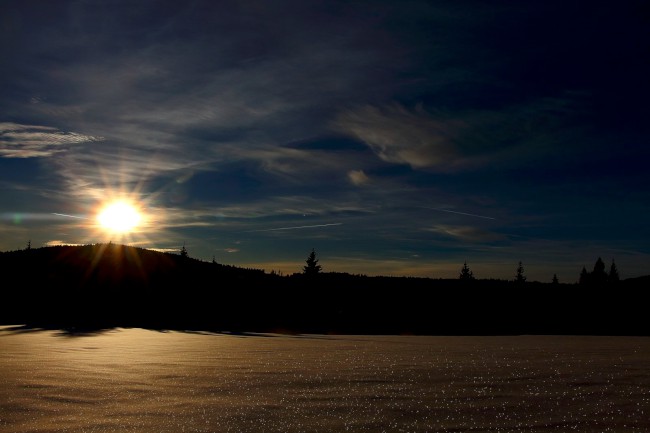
xmin=1 ymin=0 xmax=649 ymax=282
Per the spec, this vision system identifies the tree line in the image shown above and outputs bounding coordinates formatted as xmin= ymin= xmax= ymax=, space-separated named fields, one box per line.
xmin=461 ymin=257 xmax=620 ymax=285
xmin=305 ymin=250 xmax=622 ymax=286
xmin=1 ymin=243 xmax=646 ymax=335
xmin=13 ymin=240 xmax=627 ymax=287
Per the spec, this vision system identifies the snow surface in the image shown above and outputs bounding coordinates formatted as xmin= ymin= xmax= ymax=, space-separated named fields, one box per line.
xmin=1 ymin=327 xmax=649 ymax=432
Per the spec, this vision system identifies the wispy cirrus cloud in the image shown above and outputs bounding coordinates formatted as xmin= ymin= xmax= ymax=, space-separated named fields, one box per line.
xmin=335 ymin=104 xmax=466 ymax=170
xmin=335 ymin=98 xmax=580 ymax=171
xmin=1 ymin=1 xmax=409 ymax=197
xmin=0 ymin=122 xmax=103 ymax=158
xmin=427 ymin=224 xmax=505 ymax=243
xmin=15 ymin=46 xmax=383 ymax=206
xmin=209 ymin=195 xmax=376 ymax=220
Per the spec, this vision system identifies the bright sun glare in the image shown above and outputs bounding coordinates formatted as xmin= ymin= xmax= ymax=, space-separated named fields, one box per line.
xmin=97 ymin=201 xmax=142 ymax=234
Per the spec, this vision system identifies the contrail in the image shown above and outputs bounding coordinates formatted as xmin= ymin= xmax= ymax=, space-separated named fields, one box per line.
xmin=246 ymin=223 xmax=343 ymax=232
xmin=422 ymin=207 xmax=496 ymax=220
xmin=52 ymin=213 xmax=87 ymax=219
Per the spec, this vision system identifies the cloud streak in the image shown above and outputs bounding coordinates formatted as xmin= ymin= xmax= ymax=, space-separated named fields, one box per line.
xmin=51 ymin=213 xmax=87 ymax=220
xmin=245 ymin=223 xmax=343 ymax=233
xmin=426 ymin=224 xmax=505 ymax=243
xmin=421 ymin=207 xmax=496 ymax=220
xmin=0 ymin=123 xmax=103 ymax=158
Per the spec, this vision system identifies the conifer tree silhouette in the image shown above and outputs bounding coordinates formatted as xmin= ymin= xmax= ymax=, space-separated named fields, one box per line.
xmin=591 ymin=257 xmax=607 ymax=286
xmin=515 ymin=261 xmax=526 ymax=284
xmin=180 ymin=243 xmax=189 ymax=259
xmin=303 ymin=249 xmax=322 ymax=275
xmin=459 ymin=261 xmax=474 ymax=280
xmin=552 ymin=274 xmax=559 ymax=285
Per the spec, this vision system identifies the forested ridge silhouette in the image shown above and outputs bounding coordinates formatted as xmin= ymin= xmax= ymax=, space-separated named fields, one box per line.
xmin=0 ymin=244 xmax=647 ymax=335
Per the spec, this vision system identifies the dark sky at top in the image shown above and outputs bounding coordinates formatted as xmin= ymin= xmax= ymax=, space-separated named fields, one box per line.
xmin=1 ymin=0 xmax=649 ymax=281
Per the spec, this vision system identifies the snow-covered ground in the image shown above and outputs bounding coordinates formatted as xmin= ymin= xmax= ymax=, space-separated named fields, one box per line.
xmin=1 ymin=327 xmax=649 ymax=432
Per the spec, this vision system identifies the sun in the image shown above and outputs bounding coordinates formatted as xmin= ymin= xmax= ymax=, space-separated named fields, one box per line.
xmin=97 ymin=201 xmax=142 ymax=234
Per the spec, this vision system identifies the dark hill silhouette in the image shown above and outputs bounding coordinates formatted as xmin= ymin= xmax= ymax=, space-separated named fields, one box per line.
xmin=0 ymin=244 xmax=648 ymax=335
